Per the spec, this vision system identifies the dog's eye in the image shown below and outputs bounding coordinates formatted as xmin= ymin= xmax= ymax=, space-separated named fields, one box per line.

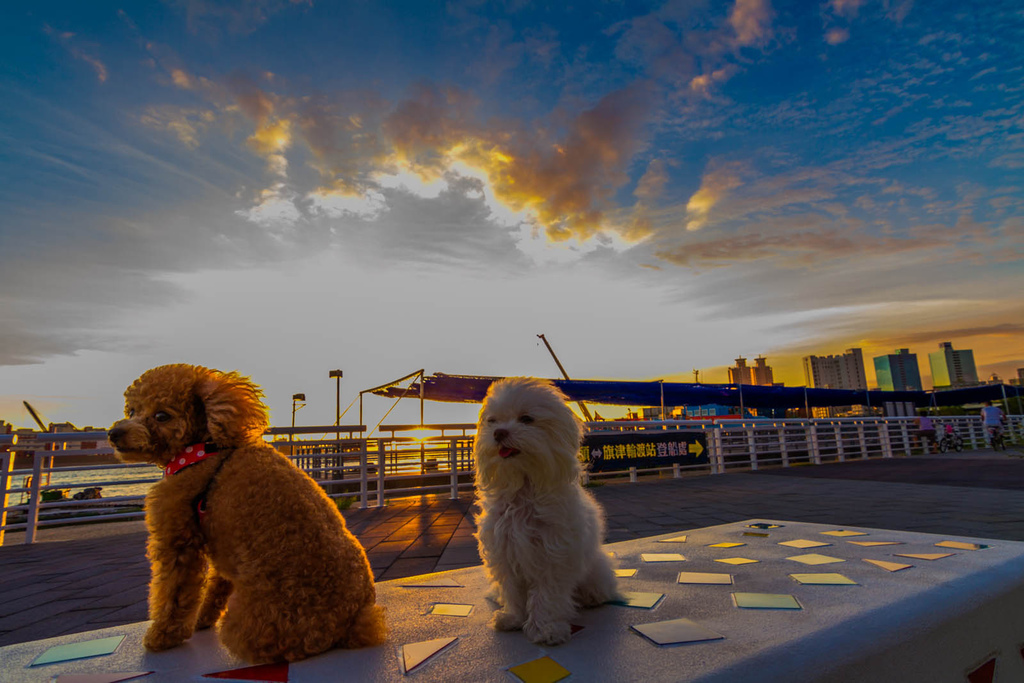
xmin=153 ymin=412 xmax=171 ymax=423
xmin=519 ymin=415 xmax=534 ymax=424
xmin=486 ymin=417 xmax=496 ymax=424
xmin=127 ymin=408 xmax=135 ymax=418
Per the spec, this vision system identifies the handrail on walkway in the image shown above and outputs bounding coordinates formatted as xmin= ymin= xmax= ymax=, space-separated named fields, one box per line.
xmin=2 ymin=415 xmax=1019 ymax=545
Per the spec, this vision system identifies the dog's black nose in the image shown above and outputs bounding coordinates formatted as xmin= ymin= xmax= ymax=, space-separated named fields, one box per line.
xmin=493 ymin=428 xmax=509 ymax=442
xmin=107 ymin=427 xmax=126 ymax=443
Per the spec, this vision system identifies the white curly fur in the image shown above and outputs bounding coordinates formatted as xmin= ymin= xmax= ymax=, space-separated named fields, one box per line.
xmin=473 ymin=377 xmax=621 ymax=645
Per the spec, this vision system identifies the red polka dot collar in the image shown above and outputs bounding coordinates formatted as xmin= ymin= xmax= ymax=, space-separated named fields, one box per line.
xmin=164 ymin=442 xmax=219 ymax=477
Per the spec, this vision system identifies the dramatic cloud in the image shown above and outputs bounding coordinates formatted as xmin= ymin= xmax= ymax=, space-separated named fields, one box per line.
xmin=729 ymin=0 xmax=775 ymax=48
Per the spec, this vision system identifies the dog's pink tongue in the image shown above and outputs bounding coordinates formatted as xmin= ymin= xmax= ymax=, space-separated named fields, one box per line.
xmin=499 ymin=447 xmax=518 ymax=459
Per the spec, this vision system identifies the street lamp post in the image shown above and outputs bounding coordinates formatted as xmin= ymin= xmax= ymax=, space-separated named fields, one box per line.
xmin=291 ymin=393 xmax=306 ymax=457
xmin=329 ymin=370 xmax=343 ymax=445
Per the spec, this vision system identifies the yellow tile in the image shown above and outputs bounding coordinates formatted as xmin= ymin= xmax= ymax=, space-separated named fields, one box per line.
xmin=847 ymin=541 xmax=902 ymax=547
xmin=786 ymin=553 xmax=845 ymax=565
xmin=715 ymin=557 xmax=758 ymax=565
xmin=894 ymin=552 xmax=955 ymax=561
xmin=863 ymin=558 xmax=912 ymax=572
xmin=935 ymin=541 xmax=987 ymax=550
xmin=642 ymin=553 xmax=686 ymax=562
xmin=778 ymin=539 xmax=832 ymax=549
xmin=429 ymin=603 xmax=473 ymax=617
xmin=790 ymin=572 xmax=858 ymax=585
xmin=509 ymin=656 xmax=571 ymax=683
xmin=707 ymin=542 xmax=746 ymax=548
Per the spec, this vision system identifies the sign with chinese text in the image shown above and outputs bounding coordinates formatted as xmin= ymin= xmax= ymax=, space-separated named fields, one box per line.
xmin=580 ymin=431 xmax=708 ymax=472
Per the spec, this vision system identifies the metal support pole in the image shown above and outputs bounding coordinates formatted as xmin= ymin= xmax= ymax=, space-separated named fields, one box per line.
xmin=778 ymin=425 xmax=789 ymax=467
xmin=835 ymin=423 xmax=845 ymax=462
xmin=359 ymin=445 xmax=368 ymax=510
xmin=449 ymin=438 xmax=459 ymax=500
xmin=377 ymin=439 xmax=386 ymax=507
xmin=25 ymin=454 xmax=44 ymax=544
xmin=809 ymin=422 xmax=821 ymax=465
xmin=0 ymin=451 xmax=13 ymax=547
xmin=747 ymin=427 xmax=757 ymax=470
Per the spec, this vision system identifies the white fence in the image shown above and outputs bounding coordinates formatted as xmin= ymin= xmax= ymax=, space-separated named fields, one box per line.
xmin=1 ymin=415 xmax=1019 ymax=545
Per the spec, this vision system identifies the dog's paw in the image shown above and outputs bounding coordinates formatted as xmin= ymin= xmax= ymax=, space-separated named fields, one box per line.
xmin=143 ymin=624 xmax=190 ymax=651
xmin=490 ymin=609 xmax=524 ymax=632
xmin=524 ymin=620 xmax=572 ymax=646
xmin=194 ymin=611 xmax=221 ymax=631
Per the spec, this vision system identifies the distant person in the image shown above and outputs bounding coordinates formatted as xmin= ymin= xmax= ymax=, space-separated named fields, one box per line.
xmin=915 ymin=414 xmax=936 ymax=454
xmin=980 ymin=401 xmax=1006 ymax=446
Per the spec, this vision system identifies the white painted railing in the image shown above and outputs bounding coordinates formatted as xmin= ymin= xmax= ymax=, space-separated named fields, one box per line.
xmin=2 ymin=415 xmax=1019 ymax=545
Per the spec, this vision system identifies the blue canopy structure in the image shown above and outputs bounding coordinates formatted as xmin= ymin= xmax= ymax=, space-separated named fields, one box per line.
xmin=370 ymin=372 xmax=1023 ymax=410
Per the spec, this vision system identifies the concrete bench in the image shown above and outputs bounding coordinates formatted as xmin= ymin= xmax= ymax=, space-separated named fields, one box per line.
xmin=2 ymin=519 xmax=1023 ymax=682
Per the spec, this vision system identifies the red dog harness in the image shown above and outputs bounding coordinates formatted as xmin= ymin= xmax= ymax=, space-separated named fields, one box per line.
xmin=164 ymin=442 xmax=224 ymax=526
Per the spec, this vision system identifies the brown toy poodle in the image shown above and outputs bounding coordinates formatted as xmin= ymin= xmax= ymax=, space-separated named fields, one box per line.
xmin=108 ymin=364 xmax=386 ymax=663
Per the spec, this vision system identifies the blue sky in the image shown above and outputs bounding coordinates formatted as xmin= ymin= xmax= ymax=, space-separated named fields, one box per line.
xmin=2 ymin=0 xmax=1022 ymax=429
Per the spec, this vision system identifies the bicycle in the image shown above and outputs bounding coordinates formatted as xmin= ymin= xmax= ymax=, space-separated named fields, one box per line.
xmin=938 ymin=429 xmax=964 ymax=453
xmin=987 ymin=425 xmax=1006 ymax=451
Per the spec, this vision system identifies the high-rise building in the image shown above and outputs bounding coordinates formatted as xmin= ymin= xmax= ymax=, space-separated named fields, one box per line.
xmin=928 ymin=342 xmax=979 ymax=388
xmin=729 ymin=357 xmax=752 ymax=385
xmin=752 ymin=355 xmax=774 ymax=386
xmin=802 ymin=348 xmax=868 ymax=390
xmin=729 ymin=355 xmax=776 ymax=386
xmin=873 ymin=349 xmax=923 ymax=391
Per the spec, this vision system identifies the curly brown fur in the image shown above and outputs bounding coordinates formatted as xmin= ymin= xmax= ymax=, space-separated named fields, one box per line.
xmin=108 ymin=364 xmax=386 ymax=663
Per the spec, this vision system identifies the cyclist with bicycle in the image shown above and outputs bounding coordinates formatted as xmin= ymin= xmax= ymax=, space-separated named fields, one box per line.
xmin=980 ymin=401 xmax=1006 ymax=449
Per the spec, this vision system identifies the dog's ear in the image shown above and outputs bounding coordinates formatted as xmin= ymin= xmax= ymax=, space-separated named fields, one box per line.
xmin=195 ymin=370 xmax=270 ymax=446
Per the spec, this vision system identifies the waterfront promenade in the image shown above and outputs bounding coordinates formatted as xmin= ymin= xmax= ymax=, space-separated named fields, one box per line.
xmin=2 ymin=449 xmax=1024 ymax=648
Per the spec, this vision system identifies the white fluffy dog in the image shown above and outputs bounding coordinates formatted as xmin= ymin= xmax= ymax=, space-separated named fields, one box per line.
xmin=473 ymin=377 xmax=621 ymax=645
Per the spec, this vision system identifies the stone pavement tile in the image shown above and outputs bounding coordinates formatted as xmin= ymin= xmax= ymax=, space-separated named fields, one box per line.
xmin=80 ymin=585 xmax=149 ymax=610
xmin=0 ymin=597 xmax=97 ymax=635
xmin=80 ymin=602 xmax=149 ymax=625
xmin=0 ymin=590 xmax=79 ymax=618
xmin=379 ymin=557 xmax=439 ymax=580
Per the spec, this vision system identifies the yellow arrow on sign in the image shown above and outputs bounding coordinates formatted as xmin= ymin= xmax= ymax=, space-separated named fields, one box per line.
xmin=688 ymin=441 xmax=704 ymax=457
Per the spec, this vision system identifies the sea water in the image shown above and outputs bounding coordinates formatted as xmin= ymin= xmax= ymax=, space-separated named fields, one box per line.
xmin=18 ymin=465 xmax=159 ymax=500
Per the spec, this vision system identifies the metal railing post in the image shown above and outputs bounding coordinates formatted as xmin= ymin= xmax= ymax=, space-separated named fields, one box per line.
xmin=879 ymin=420 xmax=893 ymax=458
xmin=359 ymin=446 xmax=368 ymax=510
xmin=673 ymin=463 xmax=681 ymax=479
xmin=0 ymin=452 xmax=12 ymax=546
xmin=834 ymin=423 xmax=845 ymax=461
xmin=747 ymin=427 xmax=758 ymax=471
xmin=969 ymin=419 xmax=982 ymax=450
xmin=778 ymin=425 xmax=789 ymax=467
xmin=377 ymin=439 xmax=386 ymax=507
xmin=809 ymin=422 xmax=821 ymax=465
xmin=715 ymin=427 xmax=726 ymax=474
xmin=629 ymin=466 xmax=637 ymax=483
xmin=856 ymin=423 xmax=867 ymax=458
xmin=449 ymin=438 xmax=459 ymax=500
xmin=899 ymin=419 xmax=910 ymax=456
xmin=25 ymin=454 xmax=44 ymax=544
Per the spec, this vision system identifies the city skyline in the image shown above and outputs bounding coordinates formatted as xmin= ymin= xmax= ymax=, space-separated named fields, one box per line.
xmin=2 ymin=1 xmax=1022 ymax=429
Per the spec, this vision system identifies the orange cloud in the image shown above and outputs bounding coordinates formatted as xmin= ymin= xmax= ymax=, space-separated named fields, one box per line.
xmin=729 ymin=0 xmax=774 ymax=48
xmin=825 ymin=27 xmax=850 ymax=45
xmin=685 ymin=163 xmax=744 ymax=231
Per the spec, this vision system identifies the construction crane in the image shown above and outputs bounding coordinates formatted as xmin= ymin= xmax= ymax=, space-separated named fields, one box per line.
xmin=536 ymin=334 xmax=594 ymax=422
xmin=22 ymin=401 xmax=49 ymax=432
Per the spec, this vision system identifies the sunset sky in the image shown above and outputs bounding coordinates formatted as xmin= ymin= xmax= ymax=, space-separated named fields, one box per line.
xmin=2 ymin=0 xmax=1022 ymax=430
